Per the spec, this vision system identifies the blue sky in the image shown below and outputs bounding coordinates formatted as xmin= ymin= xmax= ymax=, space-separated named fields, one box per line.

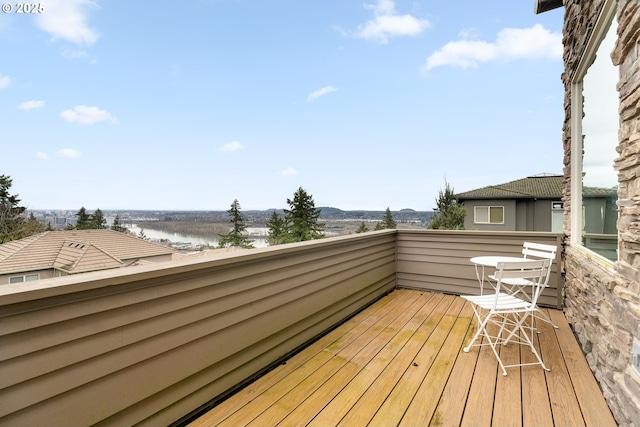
xmin=1 ymin=0 xmax=565 ymax=211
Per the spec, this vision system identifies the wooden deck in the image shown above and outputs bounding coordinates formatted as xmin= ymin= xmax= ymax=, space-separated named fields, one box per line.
xmin=187 ymin=289 xmax=617 ymax=427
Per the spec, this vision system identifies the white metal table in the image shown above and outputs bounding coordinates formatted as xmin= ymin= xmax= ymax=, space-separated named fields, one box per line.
xmin=470 ymin=256 xmax=527 ymax=295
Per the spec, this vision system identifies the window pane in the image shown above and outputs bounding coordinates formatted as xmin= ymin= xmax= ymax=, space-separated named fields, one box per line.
xmin=25 ymin=274 xmax=39 ymax=281
xmin=9 ymin=277 xmax=24 ymax=284
xmin=489 ymin=207 xmax=504 ymax=223
xmin=475 ymin=207 xmax=488 ymax=223
xmin=582 ymin=18 xmax=618 ymax=261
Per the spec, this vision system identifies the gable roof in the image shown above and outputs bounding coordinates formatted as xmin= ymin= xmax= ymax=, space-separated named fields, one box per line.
xmin=0 ymin=229 xmax=175 ymax=275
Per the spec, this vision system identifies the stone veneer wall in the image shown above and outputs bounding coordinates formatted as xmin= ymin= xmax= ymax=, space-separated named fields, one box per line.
xmin=562 ymin=1 xmax=640 ymax=425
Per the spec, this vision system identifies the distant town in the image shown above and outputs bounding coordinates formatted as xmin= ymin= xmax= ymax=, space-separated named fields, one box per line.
xmin=29 ymin=208 xmax=434 ymax=251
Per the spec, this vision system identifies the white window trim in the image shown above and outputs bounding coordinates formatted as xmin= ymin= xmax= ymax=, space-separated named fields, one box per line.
xmin=9 ymin=273 xmax=40 ymax=284
xmin=474 ymin=206 xmax=505 ymax=225
xmin=570 ymin=0 xmax=618 ymax=262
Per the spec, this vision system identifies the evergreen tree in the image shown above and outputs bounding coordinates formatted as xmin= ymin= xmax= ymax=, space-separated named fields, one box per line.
xmin=91 ymin=208 xmax=107 ymax=229
xmin=138 ymin=228 xmax=148 ymax=240
xmin=218 ymin=199 xmax=255 ymax=249
xmin=266 ymin=210 xmax=287 ymax=245
xmin=0 ymin=173 xmax=41 ymax=243
xmin=427 ymin=180 xmax=467 ymax=230
xmin=374 ymin=207 xmax=397 ymax=230
xmin=111 ymin=214 xmax=128 ymax=232
xmin=355 ymin=221 xmax=369 ymax=233
xmin=24 ymin=213 xmax=45 ymax=236
xmin=283 ymin=187 xmax=325 ymax=243
xmin=74 ymin=207 xmax=92 ymax=230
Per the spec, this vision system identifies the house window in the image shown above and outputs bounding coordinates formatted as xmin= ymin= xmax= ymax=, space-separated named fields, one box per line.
xmin=551 ymin=201 xmax=563 ymax=233
xmin=474 ymin=206 xmax=504 ymax=224
xmin=571 ymin=0 xmax=619 ymax=262
xmin=9 ymin=274 xmax=40 ymax=284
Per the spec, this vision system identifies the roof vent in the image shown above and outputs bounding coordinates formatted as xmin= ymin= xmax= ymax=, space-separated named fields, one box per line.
xmin=529 ymin=173 xmax=561 ymax=178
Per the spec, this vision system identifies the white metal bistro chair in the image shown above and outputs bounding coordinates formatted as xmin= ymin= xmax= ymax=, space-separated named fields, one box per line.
xmin=494 ymin=241 xmax=559 ymax=329
xmin=462 ymin=259 xmax=551 ymax=376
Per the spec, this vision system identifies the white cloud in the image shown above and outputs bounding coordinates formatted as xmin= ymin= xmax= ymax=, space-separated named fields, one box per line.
xmin=307 ymin=86 xmax=338 ymax=102
xmin=56 ymin=148 xmax=82 ymax=159
xmin=279 ymin=167 xmax=299 ymax=177
xmin=60 ymin=105 xmax=117 ymax=124
xmin=220 ymin=141 xmax=243 ymax=152
xmin=0 ymin=74 xmax=10 ymax=89
xmin=35 ymin=0 xmax=99 ymax=46
xmin=61 ymin=47 xmax=90 ymax=60
xmin=35 ymin=152 xmax=49 ymax=160
xmin=353 ymin=0 xmax=430 ymax=44
xmin=423 ymin=24 xmax=562 ymax=71
xmin=18 ymin=100 xmax=45 ymax=110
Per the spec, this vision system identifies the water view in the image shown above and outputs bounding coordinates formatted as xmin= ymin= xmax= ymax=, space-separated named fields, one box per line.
xmin=126 ymin=225 xmax=269 ymax=249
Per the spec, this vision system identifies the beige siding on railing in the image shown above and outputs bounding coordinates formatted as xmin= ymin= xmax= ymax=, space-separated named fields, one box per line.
xmin=0 ymin=230 xmax=565 ymax=427
xmin=396 ymin=230 xmax=563 ymax=308
xmin=0 ymin=231 xmax=396 ymax=427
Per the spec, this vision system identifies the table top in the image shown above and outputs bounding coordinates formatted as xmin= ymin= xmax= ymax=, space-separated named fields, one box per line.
xmin=470 ymin=256 xmax=527 ymax=267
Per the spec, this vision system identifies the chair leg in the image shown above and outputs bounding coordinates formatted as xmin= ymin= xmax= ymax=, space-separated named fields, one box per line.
xmin=518 ymin=319 xmax=551 ymax=372
xmin=464 ymin=306 xmax=489 ymax=352
xmin=534 ymin=307 xmax=559 ymax=329
xmin=487 ymin=333 xmax=508 ymax=376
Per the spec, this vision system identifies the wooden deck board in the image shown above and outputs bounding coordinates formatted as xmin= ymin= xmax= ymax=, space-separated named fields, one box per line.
xmin=335 ymin=293 xmax=451 ymax=427
xmin=188 ymin=289 xmax=616 ymax=427
xmin=521 ymin=328 xmax=554 ymax=427
xmin=548 ymin=309 xmax=617 ymax=427
xmin=307 ymin=292 xmax=441 ymax=427
xmin=188 ymin=290 xmax=411 ymax=427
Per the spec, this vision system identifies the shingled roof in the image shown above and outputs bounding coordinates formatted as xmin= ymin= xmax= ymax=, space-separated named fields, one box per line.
xmin=455 ymin=175 xmax=564 ymax=200
xmin=0 ymin=229 xmax=175 ymax=275
xmin=455 ymin=174 xmax=618 ymax=200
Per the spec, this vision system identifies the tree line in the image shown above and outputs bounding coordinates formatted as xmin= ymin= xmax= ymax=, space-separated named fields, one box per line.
xmin=2 ymin=171 xmax=466 ymax=247
xmin=217 ymin=183 xmax=467 ymax=249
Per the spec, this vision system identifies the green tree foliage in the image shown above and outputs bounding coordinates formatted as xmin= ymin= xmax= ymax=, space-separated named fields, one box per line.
xmin=24 ymin=213 xmax=45 ymax=236
xmin=0 ymin=174 xmax=43 ymax=243
xmin=91 ymin=208 xmax=107 ymax=229
xmin=138 ymin=228 xmax=148 ymax=240
xmin=427 ymin=180 xmax=466 ymax=230
xmin=266 ymin=210 xmax=287 ymax=245
xmin=282 ymin=187 xmax=325 ymax=243
xmin=110 ymin=214 xmax=128 ymax=232
xmin=374 ymin=207 xmax=397 ymax=230
xmin=267 ymin=187 xmax=325 ymax=245
xmin=70 ymin=207 xmax=109 ymax=230
xmin=218 ymin=199 xmax=255 ymax=249
xmin=355 ymin=221 xmax=369 ymax=233
xmin=74 ymin=207 xmax=92 ymax=230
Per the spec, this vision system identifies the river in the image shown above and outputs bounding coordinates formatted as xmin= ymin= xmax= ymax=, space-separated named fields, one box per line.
xmin=125 ymin=225 xmax=269 ymax=249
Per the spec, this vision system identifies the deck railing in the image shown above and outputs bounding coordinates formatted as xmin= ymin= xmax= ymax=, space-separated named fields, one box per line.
xmin=0 ymin=230 xmax=563 ymax=427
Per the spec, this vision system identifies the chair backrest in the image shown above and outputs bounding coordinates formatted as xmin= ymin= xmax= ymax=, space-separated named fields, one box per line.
xmin=494 ymin=259 xmax=551 ymax=305
xmin=522 ymin=241 xmax=557 ymax=261
xmin=522 ymin=242 xmax=557 ymax=286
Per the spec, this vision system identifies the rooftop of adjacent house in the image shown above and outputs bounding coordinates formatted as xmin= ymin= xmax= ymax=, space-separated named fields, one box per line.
xmin=0 ymin=229 xmax=175 ymax=275
xmin=455 ymin=174 xmax=617 ymax=200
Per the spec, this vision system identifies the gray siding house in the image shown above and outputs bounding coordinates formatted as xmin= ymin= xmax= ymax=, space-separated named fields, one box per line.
xmin=456 ymin=174 xmax=616 ymax=248
xmin=456 ymin=174 xmax=565 ymax=232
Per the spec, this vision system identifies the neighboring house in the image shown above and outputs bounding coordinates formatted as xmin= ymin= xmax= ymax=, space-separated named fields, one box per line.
xmin=455 ymin=174 xmax=617 ymax=239
xmin=456 ymin=174 xmax=565 ymax=232
xmin=0 ymin=229 xmax=176 ymax=285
